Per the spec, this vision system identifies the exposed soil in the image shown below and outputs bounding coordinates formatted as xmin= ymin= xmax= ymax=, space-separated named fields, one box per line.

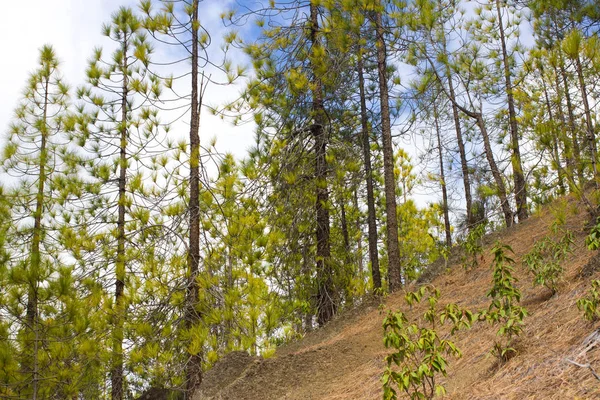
xmin=137 ymin=387 xmax=183 ymax=400
xmin=196 ymin=195 xmax=600 ymax=399
xmin=199 ymin=351 xmax=261 ymax=399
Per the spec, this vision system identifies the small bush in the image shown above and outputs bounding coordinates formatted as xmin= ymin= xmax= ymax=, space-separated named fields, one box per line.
xmin=586 ymin=218 xmax=600 ymax=250
xmin=462 ymin=223 xmax=486 ymax=269
xmin=522 ymin=227 xmax=573 ymax=294
xmin=480 ymin=242 xmax=527 ymax=363
xmin=382 ymin=286 xmax=474 ymax=400
xmin=577 ymin=280 xmax=600 ymax=321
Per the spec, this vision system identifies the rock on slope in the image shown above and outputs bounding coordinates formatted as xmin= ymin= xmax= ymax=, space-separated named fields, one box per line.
xmin=196 ymin=197 xmax=600 ymax=399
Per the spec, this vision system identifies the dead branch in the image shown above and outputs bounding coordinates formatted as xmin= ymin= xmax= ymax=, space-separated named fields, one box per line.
xmin=565 ymin=358 xmax=600 ymax=382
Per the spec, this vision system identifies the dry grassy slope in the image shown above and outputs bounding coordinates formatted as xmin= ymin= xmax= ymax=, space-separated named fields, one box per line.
xmin=196 ymin=197 xmax=600 ymax=400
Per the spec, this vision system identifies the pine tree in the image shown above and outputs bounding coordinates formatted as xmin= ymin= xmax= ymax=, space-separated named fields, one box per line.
xmin=66 ymin=7 xmax=164 ymax=397
xmin=413 ymin=12 xmax=515 ymax=227
xmin=371 ymin=0 xmax=402 ymax=291
xmin=405 ymin=0 xmax=474 ymax=229
xmin=1 ymin=45 xmax=72 ymax=399
xmin=490 ymin=0 xmax=528 ymax=222
xmin=563 ymin=29 xmax=599 ymax=187
xmin=140 ymin=0 xmax=246 ymax=394
xmin=356 ymin=35 xmax=382 ymax=290
xmin=229 ymin=0 xmax=348 ymax=326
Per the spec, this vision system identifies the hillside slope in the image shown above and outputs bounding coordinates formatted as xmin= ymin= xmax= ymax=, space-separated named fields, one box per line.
xmin=195 ymin=197 xmax=600 ymax=399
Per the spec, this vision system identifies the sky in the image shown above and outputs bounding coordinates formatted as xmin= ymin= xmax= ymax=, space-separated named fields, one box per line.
xmin=0 ymin=0 xmax=257 ymax=164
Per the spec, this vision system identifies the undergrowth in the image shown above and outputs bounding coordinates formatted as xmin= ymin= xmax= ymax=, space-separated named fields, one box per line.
xmin=382 ymin=286 xmax=474 ymax=400
xmin=522 ymin=223 xmax=574 ymax=295
xmin=480 ymin=242 xmax=527 ymax=363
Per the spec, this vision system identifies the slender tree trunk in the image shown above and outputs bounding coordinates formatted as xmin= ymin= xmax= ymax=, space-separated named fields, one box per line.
xmin=429 ymin=56 xmax=514 ymax=227
xmin=439 ymin=30 xmax=473 ymax=228
xmin=373 ymin=6 xmax=402 ymax=291
xmin=339 ymin=194 xmax=353 ymax=304
xmin=353 ymin=189 xmax=364 ymax=275
xmin=309 ymin=2 xmax=336 ymax=326
xmin=27 ymin=74 xmax=50 ymax=400
xmin=495 ymin=0 xmax=527 ymax=222
xmin=559 ymin=56 xmax=584 ymax=185
xmin=552 ymin=63 xmax=576 ymax=191
xmin=339 ymin=194 xmax=352 ymax=268
xmin=433 ymin=97 xmax=452 ymax=247
xmin=300 ymin=241 xmax=312 ymax=333
xmin=449 ymin=82 xmax=474 ymax=227
xmin=476 ymin=114 xmax=513 ymax=227
xmin=575 ymin=54 xmax=598 ymax=188
xmin=357 ymin=44 xmax=381 ymax=291
xmin=111 ymin=34 xmax=129 ymax=400
xmin=540 ymin=66 xmax=566 ymax=193
xmin=224 ymin=245 xmax=234 ymax=350
xmin=185 ymin=0 xmax=203 ymax=396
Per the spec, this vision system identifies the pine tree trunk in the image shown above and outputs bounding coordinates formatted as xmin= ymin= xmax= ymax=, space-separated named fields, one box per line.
xmin=575 ymin=54 xmax=598 ymax=188
xmin=559 ymin=56 xmax=584 ymax=186
xmin=357 ymin=46 xmax=381 ymax=291
xmin=437 ymin=69 xmax=514 ymax=227
xmin=225 ymin=246 xmax=234 ymax=350
xmin=340 ymin=194 xmax=352 ymax=268
xmin=310 ymin=2 xmax=336 ymax=326
xmin=476 ymin=114 xmax=513 ymax=227
xmin=353 ymin=189 xmax=364 ymax=276
xmin=27 ymin=73 xmax=50 ymax=400
xmin=441 ymin=31 xmax=473 ymax=229
xmin=111 ymin=34 xmax=129 ymax=400
xmin=433 ymin=97 xmax=452 ymax=247
xmin=339 ymin=195 xmax=353 ymax=303
xmin=552 ymin=63 xmax=576 ymax=191
xmin=449 ymin=84 xmax=473 ymax=227
xmin=540 ymin=66 xmax=566 ymax=193
xmin=185 ymin=0 xmax=203 ymax=396
xmin=373 ymin=7 xmax=402 ymax=291
xmin=495 ymin=0 xmax=527 ymax=222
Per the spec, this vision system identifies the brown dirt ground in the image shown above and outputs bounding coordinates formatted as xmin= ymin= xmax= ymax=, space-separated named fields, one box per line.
xmin=195 ymin=195 xmax=600 ymax=400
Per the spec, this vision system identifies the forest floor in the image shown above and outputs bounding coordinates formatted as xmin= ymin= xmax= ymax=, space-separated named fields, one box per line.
xmin=195 ymin=194 xmax=600 ymax=399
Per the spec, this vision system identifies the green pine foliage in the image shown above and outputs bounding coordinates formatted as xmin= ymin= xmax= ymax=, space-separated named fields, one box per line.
xmin=65 ymin=7 xmax=166 ymax=396
xmin=0 ymin=45 xmax=102 ymax=398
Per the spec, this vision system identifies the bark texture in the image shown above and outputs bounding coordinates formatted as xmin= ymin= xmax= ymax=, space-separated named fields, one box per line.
xmin=357 ymin=44 xmax=381 ymax=291
xmin=495 ymin=0 xmax=527 ymax=222
xmin=310 ymin=2 xmax=336 ymax=326
xmin=185 ymin=0 xmax=203 ymax=396
xmin=433 ymin=98 xmax=452 ymax=247
xmin=374 ymin=7 xmax=402 ymax=291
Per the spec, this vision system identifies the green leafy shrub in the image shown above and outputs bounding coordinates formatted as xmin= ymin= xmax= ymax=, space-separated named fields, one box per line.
xmin=577 ymin=280 xmax=600 ymax=321
xmin=522 ymin=228 xmax=574 ymax=294
xmin=462 ymin=223 xmax=486 ymax=269
xmin=586 ymin=218 xmax=600 ymax=250
xmin=480 ymin=242 xmax=528 ymax=363
xmin=382 ymin=286 xmax=475 ymax=400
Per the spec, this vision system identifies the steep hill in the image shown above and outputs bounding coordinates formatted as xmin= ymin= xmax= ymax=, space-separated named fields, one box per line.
xmin=195 ymin=196 xmax=600 ymax=399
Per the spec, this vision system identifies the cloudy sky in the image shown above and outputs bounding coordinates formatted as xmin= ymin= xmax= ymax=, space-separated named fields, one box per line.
xmin=0 ymin=0 xmax=256 ymax=162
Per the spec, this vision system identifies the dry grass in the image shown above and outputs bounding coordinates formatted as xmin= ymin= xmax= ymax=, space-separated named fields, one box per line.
xmin=197 ymin=195 xmax=600 ymax=399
